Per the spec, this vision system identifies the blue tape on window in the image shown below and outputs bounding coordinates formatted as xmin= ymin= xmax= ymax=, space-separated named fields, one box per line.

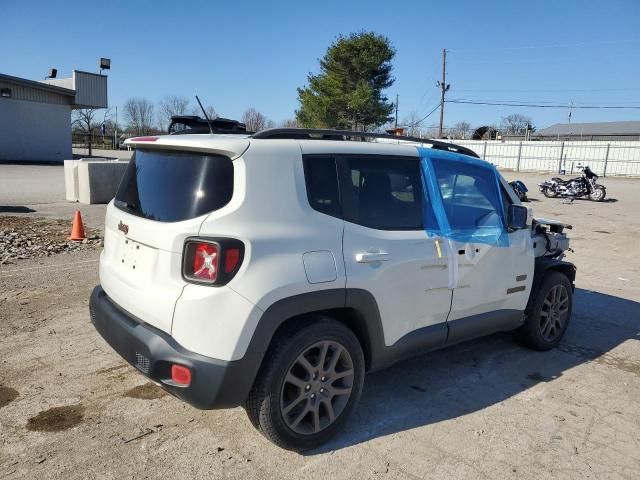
xmin=418 ymin=147 xmax=510 ymax=247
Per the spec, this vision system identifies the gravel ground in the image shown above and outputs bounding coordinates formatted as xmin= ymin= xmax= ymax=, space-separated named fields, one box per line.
xmin=0 ymin=216 xmax=101 ymax=264
xmin=0 ymin=171 xmax=639 ymax=479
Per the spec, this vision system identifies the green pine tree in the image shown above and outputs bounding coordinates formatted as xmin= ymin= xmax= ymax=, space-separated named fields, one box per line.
xmin=296 ymin=32 xmax=396 ymax=130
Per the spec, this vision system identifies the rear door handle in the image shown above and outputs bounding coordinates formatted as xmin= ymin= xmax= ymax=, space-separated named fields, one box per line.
xmin=355 ymin=252 xmax=390 ymax=263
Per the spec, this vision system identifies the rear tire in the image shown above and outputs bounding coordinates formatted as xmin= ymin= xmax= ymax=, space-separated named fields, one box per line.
xmin=244 ymin=317 xmax=365 ymax=451
xmin=518 ymin=271 xmax=573 ymax=351
xmin=542 ymin=187 xmax=558 ymax=198
xmin=589 ymin=187 xmax=606 ymax=202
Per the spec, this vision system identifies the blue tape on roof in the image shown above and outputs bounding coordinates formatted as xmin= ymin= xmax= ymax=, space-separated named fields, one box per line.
xmin=417 ymin=147 xmax=510 ymax=247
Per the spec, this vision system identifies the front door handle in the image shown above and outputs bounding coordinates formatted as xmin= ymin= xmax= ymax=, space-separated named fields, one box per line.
xmin=355 ymin=251 xmax=390 ymax=263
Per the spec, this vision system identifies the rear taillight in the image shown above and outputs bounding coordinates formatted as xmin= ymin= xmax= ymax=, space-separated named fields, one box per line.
xmin=191 ymin=242 xmax=219 ymax=282
xmin=182 ymin=238 xmax=244 ymax=286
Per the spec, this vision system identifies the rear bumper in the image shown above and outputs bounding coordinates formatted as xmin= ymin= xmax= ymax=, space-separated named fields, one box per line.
xmin=89 ymin=285 xmax=260 ymax=409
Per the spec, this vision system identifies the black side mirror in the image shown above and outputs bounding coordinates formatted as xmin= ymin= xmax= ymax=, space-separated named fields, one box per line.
xmin=507 ymin=204 xmax=528 ymax=231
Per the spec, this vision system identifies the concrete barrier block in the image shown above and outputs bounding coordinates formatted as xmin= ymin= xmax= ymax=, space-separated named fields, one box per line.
xmin=77 ymin=160 xmax=129 ymax=204
xmin=65 ymin=158 xmax=111 ymax=202
xmin=64 ymin=159 xmax=81 ymax=201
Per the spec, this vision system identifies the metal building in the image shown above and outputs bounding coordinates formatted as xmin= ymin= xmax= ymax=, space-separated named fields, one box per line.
xmin=0 ymin=71 xmax=108 ymax=162
xmin=537 ymin=121 xmax=640 ymax=141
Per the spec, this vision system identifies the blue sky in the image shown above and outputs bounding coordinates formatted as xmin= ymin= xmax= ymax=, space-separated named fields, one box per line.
xmin=1 ymin=0 xmax=639 ymax=130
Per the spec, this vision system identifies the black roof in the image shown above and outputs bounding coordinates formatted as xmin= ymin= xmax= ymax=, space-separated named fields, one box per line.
xmin=538 ymin=121 xmax=640 ymax=137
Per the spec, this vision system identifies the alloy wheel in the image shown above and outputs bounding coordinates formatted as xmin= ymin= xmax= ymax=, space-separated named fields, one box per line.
xmin=280 ymin=341 xmax=354 ymax=435
xmin=539 ymin=284 xmax=569 ymax=342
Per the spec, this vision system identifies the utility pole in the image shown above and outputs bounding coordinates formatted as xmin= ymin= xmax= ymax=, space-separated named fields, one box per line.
xmin=395 ymin=94 xmax=399 ymax=129
xmin=436 ymin=48 xmax=450 ymax=138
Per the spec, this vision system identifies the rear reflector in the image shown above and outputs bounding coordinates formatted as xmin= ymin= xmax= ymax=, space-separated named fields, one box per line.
xmin=171 ymin=364 xmax=191 ymax=386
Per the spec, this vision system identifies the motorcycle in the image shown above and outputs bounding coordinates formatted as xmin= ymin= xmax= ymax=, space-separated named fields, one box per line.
xmin=538 ymin=166 xmax=607 ymax=202
xmin=509 ymin=180 xmax=529 ymax=202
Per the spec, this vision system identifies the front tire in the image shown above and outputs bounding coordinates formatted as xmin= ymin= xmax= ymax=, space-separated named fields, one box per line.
xmin=518 ymin=271 xmax=573 ymax=351
xmin=589 ymin=187 xmax=606 ymax=202
xmin=245 ymin=317 xmax=365 ymax=451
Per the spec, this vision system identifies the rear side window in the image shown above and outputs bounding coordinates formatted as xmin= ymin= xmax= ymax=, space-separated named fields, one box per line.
xmin=340 ymin=156 xmax=423 ymax=230
xmin=115 ymin=149 xmax=233 ymax=222
xmin=303 ymin=156 xmax=341 ymax=218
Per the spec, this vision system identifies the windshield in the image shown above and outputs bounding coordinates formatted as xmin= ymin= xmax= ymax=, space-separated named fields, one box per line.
xmin=114 ymin=149 xmax=234 ymax=222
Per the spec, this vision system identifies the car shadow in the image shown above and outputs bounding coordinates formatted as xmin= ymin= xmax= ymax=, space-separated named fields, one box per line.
xmin=306 ymin=288 xmax=639 ymax=454
xmin=0 ymin=206 xmax=36 ymax=213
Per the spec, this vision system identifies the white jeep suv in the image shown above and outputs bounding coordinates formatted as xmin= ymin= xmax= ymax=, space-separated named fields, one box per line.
xmin=90 ymin=128 xmax=575 ymax=450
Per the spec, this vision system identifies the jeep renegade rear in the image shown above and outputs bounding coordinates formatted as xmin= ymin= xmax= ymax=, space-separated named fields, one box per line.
xmin=90 ymin=128 xmax=575 ymax=451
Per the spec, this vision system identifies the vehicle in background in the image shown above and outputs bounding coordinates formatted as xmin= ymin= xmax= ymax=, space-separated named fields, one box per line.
xmin=509 ymin=180 xmax=529 ymax=202
xmin=538 ymin=166 xmax=606 ymax=202
xmin=168 ymin=115 xmax=248 ymax=135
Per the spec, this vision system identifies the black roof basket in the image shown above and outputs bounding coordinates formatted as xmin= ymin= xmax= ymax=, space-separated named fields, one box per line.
xmin=168 ymin=115 xmax=249 ymax=135
xmin=251 ymin=128 xmax=479 ymax=158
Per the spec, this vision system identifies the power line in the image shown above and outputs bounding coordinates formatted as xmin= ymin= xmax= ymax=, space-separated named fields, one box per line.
xmin=447 ymin=99 xmax=640 ymax=109
xmin=416 ymin=103 xmax=441 ymax=124
xmin=451 ymin=97 xmax=640 ymax=106
xmin=452 ymin=87 xmax=640 ymax=93
xmin=448 ymin=39 xmax=640 ymax=53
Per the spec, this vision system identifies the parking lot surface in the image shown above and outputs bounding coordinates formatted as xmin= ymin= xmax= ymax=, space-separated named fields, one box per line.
xmin=1 ymin=170 xmax=639 ymax=479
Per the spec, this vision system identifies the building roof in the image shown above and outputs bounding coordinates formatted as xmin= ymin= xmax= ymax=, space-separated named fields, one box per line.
xmin=0 ymin=73 xmax=75 ymax=97
xmin=537 ymin=120 xmax=640 ymax=137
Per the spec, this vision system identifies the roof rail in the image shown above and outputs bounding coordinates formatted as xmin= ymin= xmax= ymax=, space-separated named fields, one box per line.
xmin=251 ymin=128 xmax=479 ymax=158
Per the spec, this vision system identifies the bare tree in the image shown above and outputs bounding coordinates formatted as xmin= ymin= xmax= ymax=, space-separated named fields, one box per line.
xmin=402 ymin=111 xmax=423 ymax=137
xmin=424 ymin=123 xmax=440 ymax=138
xmin=280 ymin=118 xmax=299 ymax=128
xmin=72 ymin=109 xmax=107 ymax=156
xmin=72 ymin=109 xmax=101 ymax=133
xmin=452 ymin=121 xmax=471 ymax=139
xmin=204 ymin=105 xmax=217 ymax=120
xmin=501 ymin=114 xmax=533 ymax=136
xmin=242 ymin=108 xmax=268 ymax=132
xmin=158 ymin=95 xmax=190 ymax=132
xmin=124 ymin=98 xmax=155 ymax=135
xmin=190 ymin=104 xmax=217 ymax=119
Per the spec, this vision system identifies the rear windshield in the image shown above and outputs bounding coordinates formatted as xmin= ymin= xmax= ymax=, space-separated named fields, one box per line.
xmin=114 ymin=149 xmax=233 ymax=222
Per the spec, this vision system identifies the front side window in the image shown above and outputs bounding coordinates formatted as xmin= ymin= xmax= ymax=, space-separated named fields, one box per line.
xmin=339 ymin=156 xmax=424 ymax=230
xmin=430 ymin=158 xmax=504 ymax=231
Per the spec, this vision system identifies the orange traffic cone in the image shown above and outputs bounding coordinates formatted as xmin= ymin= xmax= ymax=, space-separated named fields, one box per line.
xmin=68 ymin=210 xmax=87 ymax=241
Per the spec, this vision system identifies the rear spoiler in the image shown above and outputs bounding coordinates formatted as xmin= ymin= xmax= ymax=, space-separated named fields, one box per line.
xmin=124 ymin=135 xmax=251 ymax=160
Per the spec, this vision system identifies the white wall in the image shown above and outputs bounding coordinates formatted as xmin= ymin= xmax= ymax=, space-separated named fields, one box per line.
xmin=448 ymin=140 xmax=640 ymax=177
xmin=0 ymin=98 xmax=72 ymax=161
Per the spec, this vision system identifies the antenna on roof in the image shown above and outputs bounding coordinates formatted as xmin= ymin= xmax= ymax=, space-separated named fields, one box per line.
xmin=195 ymin=95 xmax=214 ymax=134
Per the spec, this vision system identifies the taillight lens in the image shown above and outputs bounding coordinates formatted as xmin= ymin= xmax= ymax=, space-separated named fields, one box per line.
xmin=224 ymin=248 xmax=241 ymax=273
xmin=192 ymin=242 xmax=219 ymax=282
xmin=183 ymin=238 xmax=244 ymax=286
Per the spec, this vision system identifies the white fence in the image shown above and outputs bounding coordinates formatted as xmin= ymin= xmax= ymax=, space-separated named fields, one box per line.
xmin=448 ymin=140 xmax=640 ymax=177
